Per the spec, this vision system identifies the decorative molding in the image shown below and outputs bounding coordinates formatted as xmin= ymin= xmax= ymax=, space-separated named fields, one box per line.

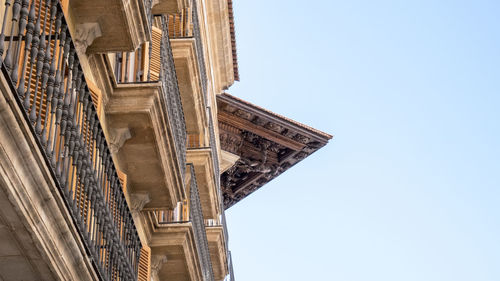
xmin=151 ymin=255 xmax=168 ymax=280
xmin=108 ymin=127 xmax=132 ymax=154
xmin=217 ymin=94 xmax=332 ymax=208
xmin=74 ymin=22 xmax=102 ymax=55
xmin=129 ymin=193 xmax=151 ymax=214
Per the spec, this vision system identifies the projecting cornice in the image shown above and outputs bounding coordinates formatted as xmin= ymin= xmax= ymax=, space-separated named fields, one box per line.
xmin=217 ymin=93 xmax=332 ymax=209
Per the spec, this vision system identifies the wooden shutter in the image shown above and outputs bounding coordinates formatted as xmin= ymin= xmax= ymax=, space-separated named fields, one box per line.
xmin=182 ymin=199 xmax=189 ymax=221
xmin=167 ymin=8 xmax=190 ymax=37
xmin=87 ymin=80 xmax=102 ymax=117
xmin=149 ymin=26 xmax=162 ymax=81
xmin=138 ymin=245 xmax=151 ymax=281
xmin=117 ymin=169 xmax=128 ymax=195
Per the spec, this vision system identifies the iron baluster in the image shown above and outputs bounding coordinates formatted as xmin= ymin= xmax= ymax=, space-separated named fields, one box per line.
xmin=17 ymin=0 xmax=35 ymax=97
xmin=11 ymin=0 xmax=30 ymax=84
xmin=0 ymin=0 xmax=13 ymax=62
xmin=0 ymin=2 xmax=142 ymax=278
xmin=23 ymin=0 xmax=41 ymax=110
xmin=4 ymin=0 xmax=20 ymax=71
xmin=40 ymin=6 xmax=61 ymax=146
xmin=30 ymin=0 xmax=50 ymax=127
xmin=47 ymin=24 xmax=66 ymax=160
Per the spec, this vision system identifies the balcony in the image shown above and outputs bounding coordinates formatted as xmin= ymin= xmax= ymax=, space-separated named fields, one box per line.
xmin=185 ymin=117 xmax=223 ymax=220
xmin=224 ymin=251 xmax=235 ymax=281
xmin=146 ymin=165 xmax=215 ymax=281
xmin=186 ymin=106 xmax=224 ymax=215
xmin=0 ymin=1 xmax=141 ymax=280
xmin=69 ymin=0 xmax=151 ymax=52
xmin=106 ymin=15 xmax=187 ymax=209
xmin=205 ymin=215 xmax=229 ymax=281
xmin=188 ymin=108 xmax=232 ymax=281
xmin=186 ymin=135 xmax=219 ymax=220
xmin=167 ymin=1 xmax=209 ymax=134
xmin=153 ymin=0 xmax=189 ymax=15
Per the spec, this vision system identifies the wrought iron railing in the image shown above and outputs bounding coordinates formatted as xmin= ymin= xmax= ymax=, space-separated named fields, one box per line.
xmin=166 ymin=0 xmax=208 ymax=104
xmin=166 ymin=9 xmax=191 ymax=38
xmin=207 ymin=107 xmax=220 ymax=191
xmin=185 ymin=109 xmax=221 ymax=196
xmin=224 ymin=251 xmax=235 ymax=281
xmin=143 ymin=0 xmax=153 ymax=30
xmin=154 ymin=164 xmax=215 ymax=281
xmin=160 ymin=15 xmax=187 ymax=178
xmin=190 ymin=0 xmax=208 ymax=104
xmin=0 ymin=0 xmax=141 ymax=280
xmin=188 ymin=164 xmax=215 ymax=281
xmin=114 ymin=15 xmax=187 ymax=179
xmin=186 ymin=107 xmax=230 ymax=257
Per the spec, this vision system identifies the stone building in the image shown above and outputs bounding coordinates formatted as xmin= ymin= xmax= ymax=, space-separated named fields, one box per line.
xmin=0 ymin=0 xmax=331 ymax=280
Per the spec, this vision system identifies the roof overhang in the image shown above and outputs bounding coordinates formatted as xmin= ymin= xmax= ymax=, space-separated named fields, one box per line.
xmin=217 ymin=93 xmax=332 ymax=209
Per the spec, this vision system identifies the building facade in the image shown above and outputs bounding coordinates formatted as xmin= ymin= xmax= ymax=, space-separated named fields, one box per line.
xmin=0 ymin=0 xmax=330 ymax=280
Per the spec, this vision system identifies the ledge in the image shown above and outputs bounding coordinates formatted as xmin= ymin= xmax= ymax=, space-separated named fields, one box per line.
xmin=153 ymin=0 xmax=189 ymax=14
xmin=171 ymin=38 xmax=207 ymax=136
xmin=205 ymin=0 xmax=235 ymax=92
xmin=69 ymin=0 xmax=150 ymax=52
xmin=206 ymin=226 xmax=228 ymax=281
xmin=187 ymin=149 xmax=220 ymax=219
xmin=106 ymin=82 xmax=185 ymax=209
xmin=148 ymin=221 xmax=203 ymax=281
xmin=0 ymin=67 xmax=99 ymax=281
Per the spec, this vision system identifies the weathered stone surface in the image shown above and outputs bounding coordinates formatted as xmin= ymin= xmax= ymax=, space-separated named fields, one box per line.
xmin=69 ymin=0 xmax=149 ymax=52
xmin=106 ymin=83 xmax=185 ymax=210
xmin=0 ymin=69 xmax=99 ymax=281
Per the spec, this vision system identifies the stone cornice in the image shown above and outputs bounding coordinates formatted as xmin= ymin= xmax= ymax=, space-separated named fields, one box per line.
xmin=217 ymin=94 xmax=332 ymax=208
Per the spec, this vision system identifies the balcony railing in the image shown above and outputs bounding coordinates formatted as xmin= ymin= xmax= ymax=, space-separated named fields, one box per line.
xmin=187 ymin=107 xmax=229 ymax=241
xmin=188 ymin=164 xmax=215 ymax=281
xmin=114 ymin=15 xmax=187 ymax=178
xmin=207 ymin=107 xmax=221 ymax=191
xmin=167 ymin=0 xmax=208 ymax=104
xmin=224 ymin=251 xmax=235 ymax=281
xmin=144 ymin=0 xmax=153 ymax=29
xmin=190 ymin=0 xmax=207 ymax=103
xmin=167 ymin=8 xmax=191 ymax=38
xmin=154 ymin=164 xmax=215 ymax=281
xmin=185 ymin=108 xmax=220 ymax=196
xmin=0 ymin=0 xmax=141 ymax=280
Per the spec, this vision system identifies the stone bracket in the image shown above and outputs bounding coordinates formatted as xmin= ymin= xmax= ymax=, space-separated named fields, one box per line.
xmin=74 ymin=22 xmax=102 ymax=55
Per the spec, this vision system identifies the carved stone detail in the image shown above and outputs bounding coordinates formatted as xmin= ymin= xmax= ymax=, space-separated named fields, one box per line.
xmin=217 ymin=95 xmax=331 ymax=209
xmin=220 ymin=132 xmax=242 ymax=154
xmin=234 ymin=109 xmax=252 ymax=120
xmin=293 ymin=133 xmax=310 ymax=144
xmin=74 ymin=23 xmax=102 ymax=55
xmin=108 ymin=127 xmax=132 ymax=154
xmin=151 ymin=255 xmax=168 ymax=281
xmin=264 ymin=122 xmax=283 ymax=133
xmin=129 ymin=193 xmax=151 ymax=215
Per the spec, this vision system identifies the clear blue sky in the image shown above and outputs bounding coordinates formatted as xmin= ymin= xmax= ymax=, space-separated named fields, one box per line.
xmin=224 ymin=0 xmax=500 ymax=280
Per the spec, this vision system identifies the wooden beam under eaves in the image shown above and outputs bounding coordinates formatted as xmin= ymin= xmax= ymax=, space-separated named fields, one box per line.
xmin=218 ymin=111 xmax=306 ymax=151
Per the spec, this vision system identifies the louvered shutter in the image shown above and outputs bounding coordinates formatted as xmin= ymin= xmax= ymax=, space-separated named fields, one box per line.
xmin=138 ymin=245 xmax=151 ymax=281
xmin=87 ymin=81 xmax=102 ymax=117
xmin=116 ymin=170 xmax=128 ymax=243
xmin=182 ymin=199 xmax=189 ymax=221
xmin=117 ymin=169 xmax=128 ymax=195
xmin=167 ymin=8 xmax=190 ymax=37
xmin=149 ymin=26 xmax=162 ymax=81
